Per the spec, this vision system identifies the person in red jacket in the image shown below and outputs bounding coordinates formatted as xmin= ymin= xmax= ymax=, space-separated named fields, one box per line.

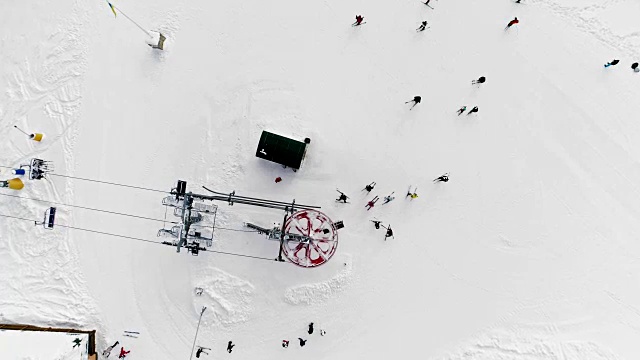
xmin=353 ymin=15 xmax=364 ymax=26
xmin=505 ymin=17 xmax=519 ymax=29
xmin=118 ymin=347 xmax=130 ymax=359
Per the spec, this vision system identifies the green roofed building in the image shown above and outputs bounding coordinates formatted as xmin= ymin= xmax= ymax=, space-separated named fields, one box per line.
xmin=256 ymin=131 xmax=310 ymax=171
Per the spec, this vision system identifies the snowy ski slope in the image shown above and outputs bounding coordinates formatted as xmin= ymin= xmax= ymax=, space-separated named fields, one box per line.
xmin=1 ymin=0 xmax=640 ymax=358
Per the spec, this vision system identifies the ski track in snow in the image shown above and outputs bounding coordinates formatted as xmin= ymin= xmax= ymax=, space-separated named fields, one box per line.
xmin=540 ymin=0 xmax=640 ymax=58
xmin=284 ymin=254 xmax=353 ymax=305
xmin=0 ymin=6 xmax=100 ymax=331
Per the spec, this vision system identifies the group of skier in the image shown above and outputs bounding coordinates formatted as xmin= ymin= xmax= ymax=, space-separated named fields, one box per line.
xmin=281 ymin=322 xmax=326 ymax=349
xmin=101 ymin=341 xmax=130 ymax=359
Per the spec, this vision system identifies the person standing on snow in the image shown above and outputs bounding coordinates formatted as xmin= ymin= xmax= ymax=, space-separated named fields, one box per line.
xmin=103 ymin=341 xmax=119 ymax=357
xmin=227 ymin=341 xmax=235 ymax=353
xmin=371 ymin=220 xmax=382 ymax=229
xmin=434 ymin=173 xmax=449 ymax=183
xmin=405 ymin=95 xmax=422 ymax=110
xmin=196 ymin=347 xmax=210 ymax=358
xmin=632 ymin=62 xmax=639 ymax=72
xmin=604 ymin=59 xmax=619 ymax=68
xmin=457 ymin=106 xmax=467 ymax=115
xmin=385 ymin=226 xmax=394 ymax=240
xmin=365 ymin=196 xmax=379 ymax=210
xmin=308 ymin=323 xmax=315 ymax=334
xmin=505 ymin=17 xmax=519 ymax=29
xmin=363 ymin=182 xmax=376 ymax=192
xmin=472 ymin=76 xmax=486 ymax=85
xmin=282 ymin=340 xmax=290 ymax=348
xmin=336 ymin=190 xmax=349 ymax=203
xmin=118 ymin=347 xmax=130 ymax=359
xmin=298 ymin=338 xmax=307 ymax=347
xmin=353 ymin=15 xmax=364 ymax=26
xmin=320 ymin=330 xmax=327 ymax=336
xmin=417 ymin=21 xmax=428 ymax=32
xmin=467 ymin=106 xmax=479 ymax=115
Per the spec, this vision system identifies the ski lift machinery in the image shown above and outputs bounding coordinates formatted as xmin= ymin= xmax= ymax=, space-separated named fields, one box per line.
xmin=158 ymin=180 xmax=343 ymax=267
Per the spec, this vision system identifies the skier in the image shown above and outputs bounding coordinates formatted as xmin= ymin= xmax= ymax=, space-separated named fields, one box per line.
xmin=298 ymin=338 xmax=307 ymax=347
xmin=196 ymin=347 xmax=210 ymax=358
xmin=227 ymin=341 xmax=235 ymax=353
xmin=604 ymin=59 xmax=620 ymax=68
xmin=457 ymin=106 xmax=467 ymax=116
xmin=275 ymin=176 xmax=282 ymax=183
xmin=405 ymin=95 xmax=422 ymax=110
xmin=336 ymin=190 xmax=349 ymax=203
xmin=467 ymin=106 xmax=478 ymax=115
xmin=385 ymin=226 xmax=394 ymax=240
xmin=423 ymin=0 xmax=432 ymax=6
xmin=353 ymin=15 xmax=364 ymax=26
xmin=632 ymin=62 xmax=639 ymax=72
xmin=471 ymin=76 xmax=486 ymax=84
xmin=103 ymin=341 xmax=119 ymax=357
xmin=72 ymin=338 xmax=82 ymax=348
xmin=417 ymin=21 xmax=428 ymax=32
xmin=365 ymin=196 xmax=379 ymax=210
xmin=505 ymin=17 xmax=519 ymax=29
xmin=382 ymin=192 xmax=395 ymax=204
xmin=406 ymin=186 xmax=418 ymax=199
xmin=434 ymin=173 xmax=449 ymax=183
xmin=308 ymin=322 xmax=314 ymax=334
xmin=320 ymin=330 xmax=327 ymax=336
xmin=363 ymin=182 xmax=376 ymax=192
xmin=118 ymin=347 xmax=130 ymax=359
xmin=282 ymin=340 xmax=290 ymax=348
xmin=371 ymin=220 xmax=382 ymax=229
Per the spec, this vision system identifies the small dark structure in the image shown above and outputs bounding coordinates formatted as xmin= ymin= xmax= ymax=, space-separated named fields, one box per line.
xmin=255 ymin=131 xmax=310 ymax=171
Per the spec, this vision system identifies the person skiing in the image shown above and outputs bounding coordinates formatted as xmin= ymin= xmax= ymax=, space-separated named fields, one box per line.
xmin=308 ymin=322 xmax=314 ymax=334
xmin=103 ymin=341 xmax=119 ymax=357
xmin=282 ymin=340 xmax=290 ymax=348
xmin=354 ymin=15 xmax=364 ymax=26
xmin=298 ymin=338 xmax=307 ymax=347
xmin=382 ymin=192 xmax=395 ymax=204
xmin=467 ymin=106 xmax=479 ymax=115
xmin=405 ymin=95 xmax=422 ymax=110
xmin=385 ymin=226 xmax=394 ymax=240
xmin=505 ymin=17 xmax=519 ymax=29
xmin=371 ymin=220 xmax=382 ymax=229
xmin=227 ymin=341 xmax=235 ymax=353
xmin=604 ymin=59 xmax=620 ymax=68
xmin=406 ymin=186 xmax=418 ymax=199
xmin=423 ymin=0 xmax=432 ymax=6
xmin=118 ymin=347 xmax=130 ymax=359
xmin=632 ymin=62 xmax=639 ymax=72
xmin=363 ymin=182 xmax=376 ymax=192
xmin=275 ymin=176 xmax=282 ymax=183
xmin=72 ymin=338 xmax=82 ymax=348
xmin=320 ymin=330 xmax=326 ymax=336
xmin=336 ymin=190 xmax=349 ymax=203
xmin=472 ymin=76 xmax=486 ymax=84
xmin=365 ymin=196 xmax=379 ymax=210
xmin=434 ymin=173 xmax=449 ymax=183
xmin=417 ymin=21 xmax=428 ymax=32
xmin=196 ymin=347 xmax=210 ymax=358
xmin=457 ymin=106 xmax=467 ymax=115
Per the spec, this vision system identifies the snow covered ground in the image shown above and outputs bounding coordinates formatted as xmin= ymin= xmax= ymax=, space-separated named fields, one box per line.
xmin=1 ymin=0 xmax=640 ymax=359
xmin=0 ymin=330 xmax=88 ymax=360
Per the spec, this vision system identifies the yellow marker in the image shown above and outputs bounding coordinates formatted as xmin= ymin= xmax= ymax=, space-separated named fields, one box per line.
xmin=7 ymin=178 xmax=24 ymax=190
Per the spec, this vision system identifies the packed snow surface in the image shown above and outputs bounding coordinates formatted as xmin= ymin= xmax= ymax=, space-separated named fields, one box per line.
xmin=1 ymin=0 xmax=640 ymax=359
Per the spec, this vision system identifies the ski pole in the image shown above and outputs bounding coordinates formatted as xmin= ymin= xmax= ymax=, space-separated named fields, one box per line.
xmin=13 ymin=125 xmax=29 ymax=136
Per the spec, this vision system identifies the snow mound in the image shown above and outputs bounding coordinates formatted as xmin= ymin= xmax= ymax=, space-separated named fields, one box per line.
xmin=284 ymin=254 xmax=353 ymax=306
xmin=195 ymin=266 xmax=255 ymax=326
